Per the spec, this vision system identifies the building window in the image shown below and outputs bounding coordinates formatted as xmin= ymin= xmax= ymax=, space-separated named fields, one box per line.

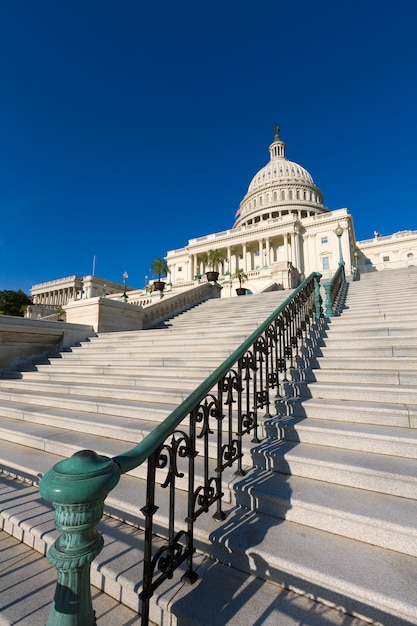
xmin=383 ymin=256 xmax=390 ymax=262
xmin=178 ymin=267 xmax=182 ymax=272
xmin=321 ymin=237 xmax=328 ymax=244
xmin=322 ymin=257 xmax=330 ymax=271
xmin=407 ymin=253 xmax=414 ymax=258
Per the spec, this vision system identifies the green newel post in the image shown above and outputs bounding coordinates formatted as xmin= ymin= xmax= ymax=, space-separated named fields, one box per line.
xmin=323 ymin=281 xmax=333 ymax=317
xmin=39 ymin=450 xmax=121 ymax=626
xmin=314 ymin=273 xmax=322 ymax=318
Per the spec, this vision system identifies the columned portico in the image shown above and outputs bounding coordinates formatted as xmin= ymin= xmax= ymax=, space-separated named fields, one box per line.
xmin=31 ymin=275 xmax=130 ymax=309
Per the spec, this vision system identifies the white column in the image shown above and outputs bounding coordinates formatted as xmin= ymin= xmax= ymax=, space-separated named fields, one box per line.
xmin=242 ymin=243 xmax=247 ymax=271
xmin=294 ymin=231 xmax=300 ymax=270
xmin=265 ymin=237 xmax=270 ymax=266
xmin=290 ymin=233 xmax=295 ymax=266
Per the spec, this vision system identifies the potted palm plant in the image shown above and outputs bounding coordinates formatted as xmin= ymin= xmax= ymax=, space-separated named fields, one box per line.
xmin=232 ymin=268 xmax=248 ymax=295
xmin=205 ymin=249 xmax=225 ymax=282
xmin=150 ymin=258 xmax=169 ymax=292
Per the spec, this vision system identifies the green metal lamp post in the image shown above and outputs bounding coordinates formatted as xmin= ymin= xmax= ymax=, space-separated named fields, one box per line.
xmin=335 ymin=223 xmax=346 ymax=282
xmin=353 ymin=249 xmax=359 ymax=281
xmin=122 ymin=271 xmax=128 ymax=302
xmin=335 ymin=224 xmax=344 ymax=264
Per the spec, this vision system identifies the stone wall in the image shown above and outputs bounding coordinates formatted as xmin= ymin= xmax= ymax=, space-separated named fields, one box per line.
xmin=0 ymin=316 xmax=94 ymax=373
xmin=64 ymin=297 xmax=144 ymax=333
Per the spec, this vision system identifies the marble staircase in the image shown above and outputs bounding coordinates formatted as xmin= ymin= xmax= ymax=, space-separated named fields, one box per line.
xmin=1 ymin=269 xmax=417 ymax=625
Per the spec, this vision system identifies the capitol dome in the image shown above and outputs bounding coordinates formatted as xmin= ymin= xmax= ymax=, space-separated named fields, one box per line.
xmin=233 ymin=125 xmax=328 ymax=230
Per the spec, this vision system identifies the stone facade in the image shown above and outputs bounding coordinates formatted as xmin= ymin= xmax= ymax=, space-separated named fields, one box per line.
xmin=356 ymin=230 xmax=417 ymax=274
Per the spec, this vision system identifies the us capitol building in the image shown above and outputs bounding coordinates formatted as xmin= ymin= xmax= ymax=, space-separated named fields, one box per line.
xmin=31 ymin=125 xmax=417 ymax=308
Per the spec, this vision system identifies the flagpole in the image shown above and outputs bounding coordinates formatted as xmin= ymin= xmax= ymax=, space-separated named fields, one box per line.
xmin=92 ymin=255 xmax=96 ymax=276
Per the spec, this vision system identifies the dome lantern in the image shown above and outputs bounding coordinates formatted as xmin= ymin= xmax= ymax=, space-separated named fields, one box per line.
xmin=269 ymin=124 xmax=286 ymax=160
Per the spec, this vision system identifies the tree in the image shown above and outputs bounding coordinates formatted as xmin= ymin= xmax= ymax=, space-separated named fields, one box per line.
xmin=205 ymin=249 xmax=225 ymax=271
xmin=150 ymin=258 xmax=169 ymax=281
xmin=0 ymin=289 xmax=32 ymax=317
xmin=232 ymin=268 xmax=248 ymax=288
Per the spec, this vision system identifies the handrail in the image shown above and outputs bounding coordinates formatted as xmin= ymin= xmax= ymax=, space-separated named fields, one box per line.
xmin=40 ymin=272 xmax=323 ymax=626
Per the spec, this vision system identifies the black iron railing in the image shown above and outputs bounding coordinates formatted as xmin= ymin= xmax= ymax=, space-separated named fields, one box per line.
xmin=40 ymin=272 xmax=324 ymax=626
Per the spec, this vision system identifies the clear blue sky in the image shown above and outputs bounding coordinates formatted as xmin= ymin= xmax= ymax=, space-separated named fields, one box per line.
xmin=1 ymin=0 xmax=416 ymax=293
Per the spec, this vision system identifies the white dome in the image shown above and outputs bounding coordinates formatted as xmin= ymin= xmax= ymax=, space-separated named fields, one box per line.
xmin=248 ymin=159 xmax=314 ymax=192
xmin=233 ymin=126 xmax=327 ymax=230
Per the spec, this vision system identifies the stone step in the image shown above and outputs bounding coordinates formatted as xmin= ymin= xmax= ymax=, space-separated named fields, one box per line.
xmin=34 ymin=354 xmax=232 ymax=367
xmin=318 ymin=336 xmax=417 ymax=348
xmin=207 ymin=505 xmax=417 ymax=626
xmin=276 ymin=396 xmax=417 ymax=428
xmin=322 ymin=322 xmax=417 ymax=335
xmin=23 ymin=363 xmax=214 ymax=378
xmin=81 ymin=329 xmax=253 ymax=354
xmin=19 ymin=370 xmax=205 ymax=388
xmin=286 ymin=380 xmax=417 ymax=404
xmin=296 ymin=367 xmax=417 ymax=385
xmin=251 ymin=439 xmax=417 ymax=498
xmin=0 ymin=387 xmax=175 ymax=421
xmin=233 ymin=468 xmax=417 ymax=556
xmin=325 ymin=318 xmax=417 ymax=330
xmin=54 ymin=346 xmax=236 ymax=360
xmin=301 ymin=356 xmax=417 ymax=371
xmin=268 ymin=416 xmax=417 ymax=458
xmin=315 ymin=344 xmax=417 ymax=357
xmin=0 ymin=379 xmax=196 ymax=403
xmin=324 ymin=328 xmax=417 ymax=339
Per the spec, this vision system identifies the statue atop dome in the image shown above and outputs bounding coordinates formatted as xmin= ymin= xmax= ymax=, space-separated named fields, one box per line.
xmin=274 ymin=124 xmax=280 ymax=140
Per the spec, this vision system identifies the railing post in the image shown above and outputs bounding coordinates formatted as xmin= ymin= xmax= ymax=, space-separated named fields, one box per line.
xmin=39 ymin=450 xmax=121 ymax=626
xmin=313 ymin=273 xmax=322 ymax=319
xmin=339 ymin=260 xmax=346 ymax=283
xmin=323 ymin=281 xmax=333 ymax=317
